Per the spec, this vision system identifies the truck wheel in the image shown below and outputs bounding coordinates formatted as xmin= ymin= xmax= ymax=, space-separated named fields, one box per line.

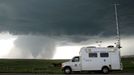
xmin=102 ymin=67 xmax=109 ymax=74
xmin=63 ymin=67 xmax=72 ymax=74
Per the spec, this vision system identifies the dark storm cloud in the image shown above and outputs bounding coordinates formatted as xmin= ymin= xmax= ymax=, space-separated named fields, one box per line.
xmin=0 ymin=0 xmax=133 ymax=36
xmin=0 ymin=0 xmax=134 ymax=59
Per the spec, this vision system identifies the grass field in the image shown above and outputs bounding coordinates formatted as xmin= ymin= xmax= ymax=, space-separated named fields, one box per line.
xmin=121 ymin=58 xmax=134 ymax=73
xmin=0 ymin=58 xmax=133 ymax=73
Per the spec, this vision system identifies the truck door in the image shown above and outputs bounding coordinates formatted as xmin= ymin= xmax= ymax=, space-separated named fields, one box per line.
xmin=88 ymin=53 xmax=99 ymax=70
xmin=110 ymin=52 xmax=121 ymax=70
xmin=100 ymin=53 xmax=110 ymax=69
xmin=82 ymin=53 xmax=99 ymax=70
xmin=71 ymin=56 xmax=81 ymax=71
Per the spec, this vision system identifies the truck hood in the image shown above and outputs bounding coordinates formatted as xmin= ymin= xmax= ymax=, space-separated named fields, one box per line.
xmin=62 ymin=61 xmax=71 ymax=67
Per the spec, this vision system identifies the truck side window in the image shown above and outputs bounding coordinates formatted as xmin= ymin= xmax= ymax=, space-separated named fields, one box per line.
xmin=89 ymin=53 xmax=97 ymax=57
xmin=72 ymin=57 xmax=79 ymax=62
xmin=100 ymin=53 xmax=109 ymax=57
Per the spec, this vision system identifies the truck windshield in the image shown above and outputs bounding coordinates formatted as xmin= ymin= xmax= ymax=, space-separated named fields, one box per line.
xmin=72 ymin=57 xmax=79 ymax=62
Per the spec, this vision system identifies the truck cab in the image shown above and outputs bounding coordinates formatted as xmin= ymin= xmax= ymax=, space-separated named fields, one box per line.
xmin=62 ymin=56 xmax=80 ymax=74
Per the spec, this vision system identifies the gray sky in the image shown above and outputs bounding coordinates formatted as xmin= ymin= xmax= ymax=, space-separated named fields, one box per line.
xmin=0 ymin=0 xmax=134 ymax=59
xmin=0 ymin=0 xmax=133 ymax=36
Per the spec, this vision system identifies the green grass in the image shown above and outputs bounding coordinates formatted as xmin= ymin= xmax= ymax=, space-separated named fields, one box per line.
xmin=121 ymin=58 xmax=134 ymax=73
xmin=0 ymin=59 xmax=66 ymax=73
xmin=0 ymin=58 xmax=133 ymax=73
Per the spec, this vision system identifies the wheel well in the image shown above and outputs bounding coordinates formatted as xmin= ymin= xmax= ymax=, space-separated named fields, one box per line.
xmin=63 ymin=66 xmax=72 ymax=70
xmin=102 ymin=66 xmax=109 ymax=70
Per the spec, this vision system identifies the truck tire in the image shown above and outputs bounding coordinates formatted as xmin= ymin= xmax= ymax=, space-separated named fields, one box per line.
xmin=102 ymin=67 xmax=109 ymax=74
xmin=63 ymin=67 xmax=72 ymax=74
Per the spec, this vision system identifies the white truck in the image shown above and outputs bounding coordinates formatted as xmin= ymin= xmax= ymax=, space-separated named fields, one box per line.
xmin=61 ymin=46 xmax=123 ymax=74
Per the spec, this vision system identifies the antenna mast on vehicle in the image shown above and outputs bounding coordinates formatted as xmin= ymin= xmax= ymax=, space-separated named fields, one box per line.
xmin=114 ymin=4 xmax=121 ymax=49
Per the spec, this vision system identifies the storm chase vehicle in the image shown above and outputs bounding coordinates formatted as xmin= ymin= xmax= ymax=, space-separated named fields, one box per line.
xmin=61 ymin=46 xmax=123 ymax=74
